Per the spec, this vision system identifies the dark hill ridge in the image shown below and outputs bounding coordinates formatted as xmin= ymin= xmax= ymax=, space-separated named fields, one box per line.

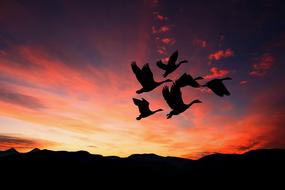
xmin=0 ymin=148 xmax=19 ymax=157
xmin=0 ymin=148 xmax=284 ymax=186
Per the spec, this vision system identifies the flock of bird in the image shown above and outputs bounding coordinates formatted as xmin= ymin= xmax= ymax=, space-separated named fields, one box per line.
xmin=131 ymin=50 xmax=232 ymax=120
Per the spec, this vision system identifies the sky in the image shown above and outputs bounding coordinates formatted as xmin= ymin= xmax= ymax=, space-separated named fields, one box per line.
xmin=0 ymin=0 xmax=285 ymax=159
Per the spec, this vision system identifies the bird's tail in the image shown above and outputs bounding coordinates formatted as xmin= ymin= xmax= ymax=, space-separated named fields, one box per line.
xmin=136 ymin=116 xmax=142 ymax=120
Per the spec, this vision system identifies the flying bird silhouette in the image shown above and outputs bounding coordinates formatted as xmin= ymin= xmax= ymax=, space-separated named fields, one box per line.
xmin=162 ymin=83 xmax=202 ymax=119
xmin=175 ymin=73 xmax=204 ymax=88
xmin=133 ymin=98 xmax=163 ymax=120
xmin=131 ymin=62 xmax=172 ymax=94
xmin=202 ymin=77 xmax=232 ymax=97
xmin=156 ymin=51 xmax=188 ymax=77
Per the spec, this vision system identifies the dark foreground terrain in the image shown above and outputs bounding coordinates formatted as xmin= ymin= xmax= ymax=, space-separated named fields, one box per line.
xmin=1 ymin=148 xmax=284 ymax=187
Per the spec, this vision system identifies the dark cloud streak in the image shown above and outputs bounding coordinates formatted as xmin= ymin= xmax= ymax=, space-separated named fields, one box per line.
xmin=0 ymin=87 xmax=45 ymax=109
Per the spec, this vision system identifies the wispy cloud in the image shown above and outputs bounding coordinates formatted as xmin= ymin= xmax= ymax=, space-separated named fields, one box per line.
xmin=208 ymin=48 xmax=234 ymax=61
xmin=0 ymin=87 xmax=45 ymax=110
xmin=249 ymin=53 xmax=274 ymax=77
xmin=204 ymin=67 xmax=230 ymax=79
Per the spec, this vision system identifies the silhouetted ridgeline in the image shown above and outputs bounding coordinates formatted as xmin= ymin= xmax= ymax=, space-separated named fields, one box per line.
xmin=0 ymin=148 xmax=284 ymax=186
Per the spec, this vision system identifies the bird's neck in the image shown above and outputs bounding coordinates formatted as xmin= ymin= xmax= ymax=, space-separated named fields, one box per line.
xmin=221 ymin=77 xmax=231 ymax=81
xmin=153 ymin=109 xmax=162 ymax=114
xmin=177 ymin=62 xmax=183 ymax=67
xmin=177 ymin=60 xmax=187 ymax=66
xmin=188 ymin=101 xmax=196 ymax=107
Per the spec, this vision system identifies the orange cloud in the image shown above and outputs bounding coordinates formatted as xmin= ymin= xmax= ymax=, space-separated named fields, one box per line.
xmin=204 ymin=67 xmax=230 ymax=79
xmin=249 ymin=53 xmax=274 ymax=77
xmin=208 ymin=48 xmax=234 ymax=61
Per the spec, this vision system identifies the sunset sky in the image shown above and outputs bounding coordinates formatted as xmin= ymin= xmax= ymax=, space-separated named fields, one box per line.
xmin=0 ymin=0 xmax=285 ymax=159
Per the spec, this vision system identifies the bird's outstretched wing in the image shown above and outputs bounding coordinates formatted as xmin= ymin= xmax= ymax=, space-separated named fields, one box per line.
xmin=175 ymin=73 xmax=190 ymax=87
xmin=210 ymin=85 xmax=225 ymax=96
xmin=221 ymin=77 xmax=231 ymax=96
xmin=131 ymin=62 xmax=155 ymax=87
xmin=131 ymin=62 xmax=144 ymax=85
xmin=133 ymin=98 xmax=151 ymax=114
xmin=170 ymin=83 xmax=185 ymax=108
xmin=162 ymin=86 xmax=175 ymax=110
xmin=133 ymin=98 xmax=142 ymax=106
xmin=206 ymin=80 xmax=226 ymax=97
xmin=141 ymin=98 xmax=150 ymax=106
xmin=175 ymin=73 xmax=201 ymax=88
xmin=168 ymin=51 xmax=178 ymax=66
xmin=223 ymin=87 xmax=231 ymax=96
xmin=156 ymin=60 xmax=168 ymax=70
xmin=141 ymin=64 xmax=155 ymax=84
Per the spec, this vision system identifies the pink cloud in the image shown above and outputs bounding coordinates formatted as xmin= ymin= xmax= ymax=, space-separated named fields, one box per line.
xmin=208 ymin=48 xmax=234 ymax=61
xmin=161 ymin=37 xmax=175 ymax=45
xmin=249 ymin=53 xmax=274 ymax=77
xmin=205 ymin=67 xmax=230 ymax=79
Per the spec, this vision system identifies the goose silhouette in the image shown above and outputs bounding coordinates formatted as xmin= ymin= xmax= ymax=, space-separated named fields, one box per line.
xmin=175 ymin=73 xmax=204 ymax=88
xmin=156 ymin=51 xmax=188 ymax=77
xmin=202 ymin=77 xmax=232 ymax=97
xmin=162 ymin=83 xmax=202 ymax=119
xmin=131 ymin=62 xmax=172 ymax=94
xmin=133 ymin=98 xmax=163 ymax=120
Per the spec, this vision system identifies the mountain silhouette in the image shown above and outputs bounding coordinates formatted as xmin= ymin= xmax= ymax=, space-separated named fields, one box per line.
xmin=0 ymin=148 xmax=284 ymax=187
xmin=0 ymin=148 xmax=19 ymax=157
xmin=29 ymin=148 xmax=41 ymax=153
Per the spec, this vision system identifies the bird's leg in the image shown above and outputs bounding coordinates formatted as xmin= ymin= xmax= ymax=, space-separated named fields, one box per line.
xmin=166 ymin=113 xmax=173 ymax=119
